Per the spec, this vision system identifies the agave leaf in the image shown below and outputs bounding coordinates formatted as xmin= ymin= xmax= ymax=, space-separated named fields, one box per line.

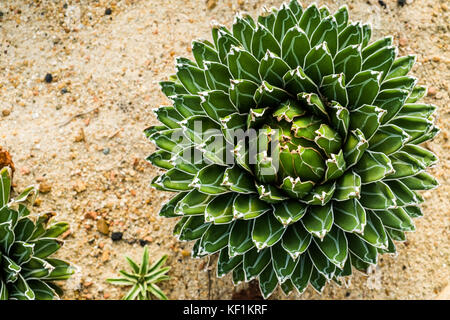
xmin=386 ymin=228 xmax=406 ymax=242
xmin=290 ymin=253 xmax=313 ymax=294
xmin=302 ymin=204 xmax=333 ymax=239
xmin=199 ymin=223 xmax=233 ymax=254
xmin=256 ymin=183 xmax=289 ymax=203
xmin=350 ymin=104 xmax=385 ymax=140
xmin=2 ymin=255 xmax=21 ymax=283
xmin=381 ymin=76 xmax=417 ymax=92
xmin=10 ymin=241 xmax=34 ymax=265
xmin=386 ymin=55 xmax=415 ymax=80
xmin=227 ymin=46 xmax=260 ymax=83
xmin=385 ymin=180 xmax=420 ymax=207
xmin=199 ymin=90 xmax=238 ymax=123
xmin=27 ymin=280 xmax=56 ymax=300
xmin=252 ymin=23 xmax=281 ymax=60
xmin=360 ymin=181 xmax=396 ymax=210
xmin=327 ymin=101 xmax=349 ymax=139
xmin=406 ymin=85 xmax=427 ymax=103
xmin=271 ymin=242 xmax=296 ymax=283
xmin=178 ymin=216 xmax=209 ymax=241
xmin=254 ymin=81 xmax=290 ymax=107
xmin=324 ymin=150 xmax=346 ymax=182
xmin=302 ymin=182 xmax=336 ymax=206
xmin=334 ymin=171 xmax=361 ymax=201
xmin=374 ymin=89 xmax=409 ymax=124
xmin=369 ymin=124 xmax=409 ymax=155
xmin=229 ymin=219 xmax=254 ymax=257
xmin=13 ymin=217 xmax=35 ymax=242
xmin=334 ymin=44 xmax=362 ymax=82
xmin=343 ymin=129 xmax=368 ymax=168
xmin=314 ymin=123 xmax=342 ymax=157
xmin=192 ymin=39 xmax=220 ymax=68
xmin=252 ymin=212 xmax=285 ymax=250
xmin=390 ymin=116 xmax=433 ymax=143
xmin=401 ymin=144 xmax=437 ymax=168
xmin=281 ymin=26 xmax=310 ymax=69
xmin=298 ymin=3 xmax=321 ymax=37
xmin=159 ymin=81 xmax=188 ymax=98
xmin=204 ymin=61 xmax=233 ymax=91
xmin=0 ymin=168 xmax=11 ymax=208
xmin=397 ymin=103 xmax=436 ymax=119
xmin=216 ymin=28 xmax=240 ymax=63
xmin=399 ymin=172 xmax=438 ymax=190
xmin=229 ymin=79 xmax=258 ymax=113
xmin=362 ymin=46 xmax=396 ymax=80
xmin=0 ymin=221 xmax=14 ymax=253
xmin=271 ymin=201 xmax=306 ymax=227
xmin=359 ymin=211 xmax=389 ymax=249
xmin=280 ymin=177 xmax=314 ymax=200
xmin=205 ymin=193 xmax=236 ymax=224
xmin=304 ymin=42 xmax=334 ymax=84
xmin=314 ymin=226 xmax=348 ymax=268
xmin=281 ymin=222 xmax=312 ymax=259
xmin=153 ymin=168 xmax=194 ymax=192
xmin=283 ymin=67 xmax=318 ymax=95
xmin=333 ymin=199 xmax=366 ymax=233
xmin=191 ymin=165 xmax=229 ymax=195
xmin=338 ymin=22 xmax=363 ymax=50
xmin=346 ymin=233 xmax=378 ymax=264
xmin=373 ymin=208 xmax=415 ymax=232
xmin=222 ymin=166 xmax=256 ymax=194
xmin=308 ymin=241 xmax=336 ymax=280
xmin=232 ymin=263 xmax=245 ymax=285
xmin=172 ymin=94 xmax=204 ymax=118
xmin=334 ymin=5 xmax=349 ymax=33
xmin=217 ymin=248 xmax=243 ymax=277
xmin=154 ymin=106 xmax=184 ymax=129
xmin=243 ymin=247 xmax=271 ymax=281
xmin=354 ymin=150 xmax=393 ymax=183
xmin=176 ymin=63 xmax=208 ymax=94
xmin=320 ymin=73 xmax=348 ymax=107
xmin=310 ymin=16 xmax=338 ymax=56
xmin=146 ymin=150 xmax=173 ymax=170
xmin=233 ymin=194 xmax=272 ymax=220
xmin=259 ymin=50 xmax=291 ymax=88
xmin=258 ymin=264 xmax=278 ymax=299
xmin=346 ymin=70 xmax=381 ymax=109
xmin=232 ymin=13 xmax=255 ymax=51
xmin=9 ymin=274 xmax=35 ymax=300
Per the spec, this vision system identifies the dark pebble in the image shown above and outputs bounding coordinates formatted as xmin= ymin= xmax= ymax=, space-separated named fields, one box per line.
xmin=378 ymin=0 xmax=387 ymax=8
xmin=139 ymin=239 xmax=148 ymax=247
xmin=397 ymin=0 xmax=406 ymax=6
xmin=61 ymin=88 xmax=68 ymax=94
xmin=44 ymin=73 xmax=53 ymax=83
xmin=402 ymin=265 xmax=407 ymax=270
xmin=111 ymin=232 xmax=123 ymax=241
xmin=102 ymin=148 xmax=110 ymax=155
xmin=345 ymin=291 xmax=351 ymax=297
xmin=105 ymin=8 xmax=112 ymax=15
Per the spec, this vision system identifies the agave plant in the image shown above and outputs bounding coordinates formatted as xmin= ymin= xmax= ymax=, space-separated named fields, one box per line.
xmin=107 ymin=247 xmax=170 ymax=300
xmin=0 ymin=167 xmax=74 ymax=300
xmin=146 ymin=1 xmax=439 ymax=298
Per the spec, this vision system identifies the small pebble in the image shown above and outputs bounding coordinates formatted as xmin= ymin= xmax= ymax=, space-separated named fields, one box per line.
xmin=397 ymin=0 xmax=406 ymax=7
xmin=74 ymin=128 xmax=85 ymax=142
xmin=39 ymin=181 xmax=52 ymax=193
xmin=378 ymin=0 xmax=387 ymax=9
xmin=44 ymin=73 xmax=53 ymax=83
xmin=111 ymin=232 xmax=123 ymax=241
xmin=102 ymin=147 xmax=110 ymax=155
xmin=105 ymin=8 xmax=112 ymax=15
xmin=2 ymin=109 xmax=11 ymax=117
xmin=61 ymin=88 xmax=68 ymax=94
xmin=427 ymin=87 xmax=437 ymax=96
xmin=139 ymin=239 xmax=148 ymax=246
xmin=97 ymin=218 xmax=110 ymax=235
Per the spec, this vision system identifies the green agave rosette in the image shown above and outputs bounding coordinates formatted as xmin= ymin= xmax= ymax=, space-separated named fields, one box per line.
xmin=146 ymin=1 xmax=439 ymax=298
xmin=0 ymin=168 xmax=74 ymax=300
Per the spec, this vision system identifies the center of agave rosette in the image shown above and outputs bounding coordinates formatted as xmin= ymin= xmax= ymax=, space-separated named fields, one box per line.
xmin=250 ymin=92 xmax=344 ymax=202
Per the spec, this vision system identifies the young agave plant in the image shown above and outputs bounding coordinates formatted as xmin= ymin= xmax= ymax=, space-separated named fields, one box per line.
xmin=0 ymin=168 xmax=74 ymax=300
xmin=107 ymin=247 xmax=170 ymax=300
xmin=146 ymin=1 xmax=439 ymax=298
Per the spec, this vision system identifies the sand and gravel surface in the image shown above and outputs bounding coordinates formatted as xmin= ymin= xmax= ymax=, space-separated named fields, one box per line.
xmin=0 ymin=0 xmax=449 ymax=300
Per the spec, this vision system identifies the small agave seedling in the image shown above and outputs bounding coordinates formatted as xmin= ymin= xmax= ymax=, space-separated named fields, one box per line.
xmin=146 ymin=1 xmax=439 ymax=298
xmin=0 ymin=167 xmax=74 ymax=300
xmin=107 ymin=247 xmax=170 ymax=300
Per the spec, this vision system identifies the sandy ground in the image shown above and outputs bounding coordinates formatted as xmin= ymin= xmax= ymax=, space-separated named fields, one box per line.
xmin=0 ymin=0 xmax=448 ymax=300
